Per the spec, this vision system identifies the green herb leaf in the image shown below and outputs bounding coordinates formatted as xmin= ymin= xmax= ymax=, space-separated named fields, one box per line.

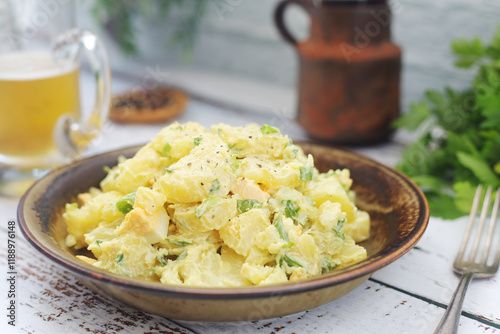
xmin=166 ymin=238 xmax=192 ymax=247
xmin=164 ymin=167 xmax=175 ymax=173
xmin=229 ymin=155 xmax=241 ymax=171
xmin=209 ymin=179 xmax=220 ymax=194
xmin=157 ymin=255 xmax=167 ymax=266
xmin=333 ymin=218 xmax=346 ymax=242
xmin=299 ymin=167 xmax=313 ymax=181
xmin=273 ymin=214 xmax=290 ymax=243
xmin=281 ymin=253 xmax=303 ymax=268
xmin=162 ymin=143 xmax=172 ymax=156
xmin=299 ymin=154 xmax=315 ymax=181
xmin=321 ymin=257 xmax=338 ymax=274
xmin=392 ymin=102 xmax=431 ymax=131
xmin=195 ymin=196 xmax=221 ymax=218
xmin=456 ymin=152 xmax=500 ymax=186
xmin=176 ymin=250 xmax=188 ymax=261
xmin=260 ymin=124 xmax=279 ymax=135
xmin=194 ymin=137 xmax=202 ymax=147
xmin=237 ymin=199 xmax=263 ymax=213
xmin=115 ymin=253 xmax=124 ymax=264
xmin=116 ymin=190 xmax=137 ymax=214
xmin=284 ymin=200 xmax=300 ymax=221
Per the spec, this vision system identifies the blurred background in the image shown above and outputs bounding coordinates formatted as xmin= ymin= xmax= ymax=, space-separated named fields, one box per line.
xmin=75 ymin=0 xmax=500 ymax=117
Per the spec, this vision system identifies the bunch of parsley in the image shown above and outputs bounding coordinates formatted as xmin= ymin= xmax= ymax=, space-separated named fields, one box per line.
xmin=394 ymin=27 xmax=500 ymax=219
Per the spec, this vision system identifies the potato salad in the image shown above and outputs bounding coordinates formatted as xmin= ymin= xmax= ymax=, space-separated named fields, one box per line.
xmin=64 ymin=122 xmax=370 ymax=287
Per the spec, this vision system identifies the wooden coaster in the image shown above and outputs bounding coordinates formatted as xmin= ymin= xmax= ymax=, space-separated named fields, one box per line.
xmin=109 ymin=86 xmax=188 ymax=124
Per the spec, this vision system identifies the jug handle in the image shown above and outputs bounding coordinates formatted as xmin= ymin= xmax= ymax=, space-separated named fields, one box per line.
xmin=274 ymin=0 xmax=309 ymax=46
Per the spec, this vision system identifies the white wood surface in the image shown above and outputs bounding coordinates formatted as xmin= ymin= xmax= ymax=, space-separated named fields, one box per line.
xmin=1 ymin=72 xmax=499 ymax=334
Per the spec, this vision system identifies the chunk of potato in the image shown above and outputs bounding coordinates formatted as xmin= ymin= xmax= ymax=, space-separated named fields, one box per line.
xmin=302 ymin=174 xmax=356 ymax=222
xmin=64 ymin=190 xmax=124 ymax=249
xmin=171 ymin=197 xmax=237 ymax=233
xmin=154 ymin=134 xmax=234 ymax=203
xmin=219 ymin=209 xmax=270 ymax=257
xmin=93 ymin=234 xmax=158 ymax=280
xmin=101 ymin=144 xmax=170 ymax=194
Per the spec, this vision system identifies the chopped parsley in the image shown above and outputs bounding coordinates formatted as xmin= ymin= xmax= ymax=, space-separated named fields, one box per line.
xmin=209 ymin=179 xmax=220 ymax=194
xmin=333 ymin=218 xmax=347 ymax=241
xmin=321 ymin=257 xmax=338 ymax=273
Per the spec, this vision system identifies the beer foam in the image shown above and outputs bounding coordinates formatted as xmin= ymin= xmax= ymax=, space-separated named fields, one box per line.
xmin=0 ymin=51 xmax=78 ymax=81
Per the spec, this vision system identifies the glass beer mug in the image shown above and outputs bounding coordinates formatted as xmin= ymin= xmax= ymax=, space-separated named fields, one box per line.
xmin=0 ymin=0 xmax=111 ymax=196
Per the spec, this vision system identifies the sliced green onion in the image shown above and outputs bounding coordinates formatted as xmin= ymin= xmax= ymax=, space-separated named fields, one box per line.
xmin=284 ymin=200 xmax=300 ymax=221
xmin=177 ymin=250 xmax=188 ymax=261
xmin=229 ymin=155 xmax=241 ymax=171
xmin=115 ymin=253 xmax=124 ymax=264
xmin=195 ymin=196 xmax=221 ymax=218
xmin=273 ymin=214 xmax=290 ymax=243
xmin=261 ymin=124 xmax=279 ymax=135
xmin=299 ymin=167 xmax=313 ymax=181
xmin=162 ymin=143 xmax=172 ymax=156
xmin=194 ymin=137 xmax=202 ymax=147
xmin=299 ymin=154 xmax=315 ymax=181
xmin=116 ymin=190 xmax=137 ymax=214
xmin=157 ymin=255 xmax=167 ymax=266
xmin=166 ymin=238 xmax=192 ymax=247
xmin=237 ymin=199 xmax=263 ymax=213
xmin=321 ymin=257 xmax=338 ymax=273
xmin=281 ymin=253 xmax=303 ymax=268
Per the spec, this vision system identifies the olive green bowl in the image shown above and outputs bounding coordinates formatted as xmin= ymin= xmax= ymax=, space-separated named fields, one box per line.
xmin=18 ymin=142 xmax=429 ymax=321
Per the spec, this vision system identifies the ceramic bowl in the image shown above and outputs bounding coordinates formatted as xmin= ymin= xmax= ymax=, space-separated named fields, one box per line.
xmin=18 ymin=142 xmax=429 ymax=321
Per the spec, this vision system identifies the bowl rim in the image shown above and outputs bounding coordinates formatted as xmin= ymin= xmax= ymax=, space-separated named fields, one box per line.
xmin=17 ymin=143 xmax=429 ymax=300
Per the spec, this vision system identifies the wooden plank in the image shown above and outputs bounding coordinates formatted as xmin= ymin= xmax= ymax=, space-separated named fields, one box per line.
xmin=371 ymin=216 xmax=500 ymax=326
xmin=0 ymin=229 xmax=193 ymax=334
xmin=1 ymin=235 xmax=495 ymax=334
xmin=177 ymin=279 xmax=498 ymax=334
xmin=0 ymin=211 xmax=496 ymax=333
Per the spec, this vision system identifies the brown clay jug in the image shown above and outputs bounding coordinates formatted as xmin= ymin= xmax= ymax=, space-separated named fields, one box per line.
xmin=274 ymin=0 xmax=401 ymax=144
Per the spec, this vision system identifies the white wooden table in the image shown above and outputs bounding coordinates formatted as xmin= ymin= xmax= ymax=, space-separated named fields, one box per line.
xmin=1 ymin=73 xmax=499 ymax=334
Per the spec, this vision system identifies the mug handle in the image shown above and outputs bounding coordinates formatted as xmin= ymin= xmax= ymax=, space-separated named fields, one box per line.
xmin=52 ymin=28 xmax=111 ymax=160
xmin=274 ymin=0 xmax=310 ymax=46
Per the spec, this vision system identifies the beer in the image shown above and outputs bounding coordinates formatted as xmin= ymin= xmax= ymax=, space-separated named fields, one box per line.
xmin=0 ymin=51 xmax=80 ymax=166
